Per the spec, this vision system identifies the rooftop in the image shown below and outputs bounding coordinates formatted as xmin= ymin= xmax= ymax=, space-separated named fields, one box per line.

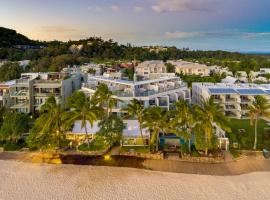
xmin=89 ymin=75 xmax=182 ymax=86
xmin=194 ymin=82 xmax=270 ymax=95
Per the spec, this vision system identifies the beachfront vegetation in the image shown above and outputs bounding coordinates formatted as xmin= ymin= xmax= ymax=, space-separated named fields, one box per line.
xmin=64 ymin=91 xmax=99 ymax=147
xmin=125 ymin=99 xmax=145 ymax=145
xmin=97 ymin=115 xmax=125 ymax=146
xmin=0 ymin=111 xmax=31 ymax=143
xmin=27 ymin=96 xmax=66 ymax=149
xmin=193 ymin=98 xmax=231 ymax=155
xmin=227 ymin=119 xmax=270 ymax=150
xmin=248 ymin=96 xmax=270 ymax=149
xmin=78 ymin=137 xmax=109 ymax=151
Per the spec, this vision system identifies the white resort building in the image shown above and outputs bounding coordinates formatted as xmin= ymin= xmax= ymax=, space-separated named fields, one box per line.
xmin=168 ymin=60 xmax=210 ymax=76
xmin=192 ymin=82 xmax=270 ymax=118
xmin=135 ymin=60 xmax=167 ymax=79
xmin=82 ymin=74 xmax=190 ymax=114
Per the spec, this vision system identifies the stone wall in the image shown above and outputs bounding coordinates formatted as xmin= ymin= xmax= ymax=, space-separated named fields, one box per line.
xmin=180 ymin=155 xmax=225 ymax=163
xmin=120 ymin=152 xmax=164 ymax=160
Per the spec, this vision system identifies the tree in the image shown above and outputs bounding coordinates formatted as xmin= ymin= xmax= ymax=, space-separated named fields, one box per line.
xmin=93 ymin=83 xmax=116 ymax=118
xmin=97 ymin=115 xmax=125 ymax=146
xmin=165 ymin=63 xmax=175 ymax=73
xmin=0 ymin=62 xmax=23 ymax=82
xmin=64 ymin=91 xmax=101 ymax=147
xmin=0 ymin=111 xmax=31 ymax=142
xmin=27 ymin=96 xmax=65 ymax=149
xmin=249 ymin=96 xmax=270 ymax=150
xmin=142 ymin=106 xmax=167 ymax=151
xmin=170 ymin=99 xmax=194 ymax=152
xmin=194 ymin=97 xmax=230 ymax=155
xmin=125 ymin=99 xmax=145 ymax=144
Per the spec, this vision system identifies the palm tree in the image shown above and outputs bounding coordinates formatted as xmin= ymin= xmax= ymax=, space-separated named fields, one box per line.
xmin=38 ymin=96 xmax=65 ymax=148
xmin=170 ymin=99 xmax=194 ymax=152
xmin=194 ymin=97 xmax=230 ymax=155
xmin=65 ymin=91 xmax=101 ymax=147
xmin=142 ymin=106 xmax=167 ymax=151
xmin=94 ymin=83 xmax=117 ymax=118
xmin=125 ymin=99 xmax=145 ymax=145
xmin=249 ymin=96 xmax=270 ymax=150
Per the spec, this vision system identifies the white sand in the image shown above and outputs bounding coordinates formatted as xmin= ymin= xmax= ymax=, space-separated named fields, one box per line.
xmin=0 ymin=160 xmax=270 ymax=200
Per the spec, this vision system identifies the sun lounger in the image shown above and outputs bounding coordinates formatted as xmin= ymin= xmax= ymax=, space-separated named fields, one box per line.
xmin=263 ymin=149 xmax=270 ymax=159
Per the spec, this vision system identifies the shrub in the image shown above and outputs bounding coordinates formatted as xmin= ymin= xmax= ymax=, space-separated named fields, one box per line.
xmin=3 ymin=142 xmax=22 ymax=151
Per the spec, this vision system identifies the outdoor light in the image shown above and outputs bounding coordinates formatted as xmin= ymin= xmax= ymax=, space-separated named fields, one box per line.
xmin=104 ymin=155 xmax=111 ymax=160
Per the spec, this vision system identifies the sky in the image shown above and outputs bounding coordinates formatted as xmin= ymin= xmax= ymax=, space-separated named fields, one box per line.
xmin=1 ymin=0 xmax=270 ymax=52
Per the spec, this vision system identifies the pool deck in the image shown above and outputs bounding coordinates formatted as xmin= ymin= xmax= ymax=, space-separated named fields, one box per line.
xmin=0 ymin=151 xmax=270 ymax=176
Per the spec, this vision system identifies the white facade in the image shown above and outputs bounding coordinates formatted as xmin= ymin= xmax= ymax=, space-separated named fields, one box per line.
xmin=168 ymin=60 xmax=210 ymax=76
xmin=2 ymin=72 xmax=83 ymax=113
xmin=260 ymin=68 xmax=270 ymax=75
xmin=208 ymin=66 xmax=233 ymax=76
xmin=82 ymin=74 xmax=190 ymax=113
xmin=192 ymin=82 xmax=270 ymax=118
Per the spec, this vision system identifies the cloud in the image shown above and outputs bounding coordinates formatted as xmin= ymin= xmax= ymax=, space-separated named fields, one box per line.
xmin=164 ymin=31 xmax=270 ymax=40
xmin=110 ymin=5 xmax=120 ymax=12
xmin=242 ymin=32 xmax=270 ymax=40
xmin=164 ymin=31 xmax=201 ymax=39
xmin=41 ymin=26 xmax=76 ymax=33
xmin=134 ymin=6 xmax=143 ymax=12
xmin=87 ymin=6 xmax=103 ymax=12
xmin=152 ymin=0 xmax=217 ymax=13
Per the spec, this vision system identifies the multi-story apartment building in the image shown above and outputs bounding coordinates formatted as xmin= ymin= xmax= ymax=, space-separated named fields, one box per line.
xmin=2 ymin=72 xmax=83 ymax=114
xmin=82 ymin=74 xmax=190 ymax=114
xmin=168 ymin=60 xmax=210 ymax=76
xmin=192 ymin=82 xmax=270 ymax=118
xmin=135 ymin=61 xmax=167 ymax=79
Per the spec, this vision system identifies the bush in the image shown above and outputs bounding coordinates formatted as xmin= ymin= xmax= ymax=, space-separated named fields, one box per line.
xmin=181 ymin=143 xmax=189 ymax=154
xmin=78 ymin=138 xmax=108 ymax=151
xmin=191 ymin=150 xmax=200 ymax=157
xmin=3 ymin=142 xmax=22 ymax=151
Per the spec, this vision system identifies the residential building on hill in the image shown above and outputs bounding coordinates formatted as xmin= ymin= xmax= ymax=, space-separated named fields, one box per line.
xmin=192 ymin=82 xmax=270 ymax=118
xmin=168 ymin=60 xmax=210 ymax=76
xmin=135 ymin=60 xmax=167 ymax=78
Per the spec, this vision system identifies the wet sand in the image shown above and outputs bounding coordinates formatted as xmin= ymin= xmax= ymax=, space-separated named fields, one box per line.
xmin=1 ymin=160 xmax=270 ymax=200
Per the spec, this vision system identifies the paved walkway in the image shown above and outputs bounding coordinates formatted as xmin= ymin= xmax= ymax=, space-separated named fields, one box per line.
xmin=1 ymin=152 xmax=270 ymax=176
xmin=108 ymin=146 xmax=121 ymax=155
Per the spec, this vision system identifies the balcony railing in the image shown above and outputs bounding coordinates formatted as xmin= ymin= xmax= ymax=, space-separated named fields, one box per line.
xmin=10 ymin=91 xmax=29 ymax=97
xmin=84 ymin=83 xmax=186 ymax=97
xmin=34 ymin=93 xmax=61 ymax=97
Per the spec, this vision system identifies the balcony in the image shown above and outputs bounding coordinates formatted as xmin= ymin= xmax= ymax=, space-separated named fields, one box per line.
xmin=34 ymin=93 xmax=61 ymax=97
xmin=225 ymin=98 xmax=237 ymax=103
xmin=10 ymin=102 xmax=29 ymax=109
xmin=10 ymin=90 xmax=29 ymax=97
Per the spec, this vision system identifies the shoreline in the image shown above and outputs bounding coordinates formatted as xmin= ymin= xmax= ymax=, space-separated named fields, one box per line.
xmin=1 ymin=151 xmax=270 ymax=176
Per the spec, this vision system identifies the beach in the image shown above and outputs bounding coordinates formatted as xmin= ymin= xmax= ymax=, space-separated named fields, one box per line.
xmin=0 ymin=160 xmax=270 ymax=200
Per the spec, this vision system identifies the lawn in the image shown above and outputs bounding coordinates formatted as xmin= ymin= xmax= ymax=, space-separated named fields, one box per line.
xmin=227 ymin=118 xmax=270 ymax=150
xmin=121 ymin=146 xmax=150 ymax=153
xmin=78 ymin=138 xmax=109 ymax=151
